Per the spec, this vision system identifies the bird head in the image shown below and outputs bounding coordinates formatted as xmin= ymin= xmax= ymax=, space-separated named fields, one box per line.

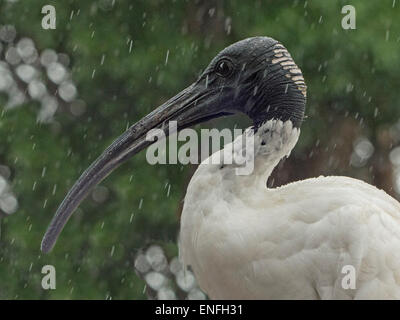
xmin=41 ymin=36 xmax=307 ymax=253
xmin=197 ymin=36 xmax=306 ymax=127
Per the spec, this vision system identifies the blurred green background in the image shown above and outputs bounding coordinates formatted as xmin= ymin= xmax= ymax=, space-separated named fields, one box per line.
xmin=0 ymin=0 xmax=399 ymax=299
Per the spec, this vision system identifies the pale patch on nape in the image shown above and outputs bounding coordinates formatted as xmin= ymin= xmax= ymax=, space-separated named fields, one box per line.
xmin=292 ymin=76 xmax=304 ymax=81
xmin=272 ymin=56 xmax=292 ymax=64
xmin=289 ymin=68 xmax=302 ymax=74
xmin=271 ymin=43 xmax=307 ymax=98
xmin=281 ymin=61 xmax=296 ymax=66
xmin=273 ymin=49 xmax=288 ymax=54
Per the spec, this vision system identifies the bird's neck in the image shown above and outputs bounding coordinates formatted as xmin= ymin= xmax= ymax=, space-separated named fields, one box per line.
xmin=236 ymin=119 xmax=300 ymax=189
xmin=196 ymin=119 xmax=300 ymax=197
xmin=181 ymin=120 xmax=300 ymax=253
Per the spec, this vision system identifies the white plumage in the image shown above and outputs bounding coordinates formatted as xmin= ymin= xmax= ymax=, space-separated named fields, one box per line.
xmin=180 ymin=119 xmax=400 ymax=299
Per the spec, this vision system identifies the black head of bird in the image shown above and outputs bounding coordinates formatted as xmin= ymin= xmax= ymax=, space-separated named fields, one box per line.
xmin=41 ymin=36 xmax=307 ymax=253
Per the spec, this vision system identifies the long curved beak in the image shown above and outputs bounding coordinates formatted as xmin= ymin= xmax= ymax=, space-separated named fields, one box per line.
xmin=41 ymin=81 xmax=230 ymax=253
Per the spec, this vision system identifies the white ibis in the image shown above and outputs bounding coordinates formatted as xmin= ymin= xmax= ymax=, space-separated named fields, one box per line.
xmin=42 ymin=37 xmax=400 ymax=299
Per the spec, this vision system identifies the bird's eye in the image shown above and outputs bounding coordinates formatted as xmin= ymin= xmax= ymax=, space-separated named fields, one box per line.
xmin=215 ymin=59 xmax=233 ymax=78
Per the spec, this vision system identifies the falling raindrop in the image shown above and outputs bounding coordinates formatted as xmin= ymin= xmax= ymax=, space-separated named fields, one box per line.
xmin=208 ymin=8 xmax=215 ymax=17
xmin=52 ymin=184 xmax=57 ymax=196
xmin=165 ymin=50 xmax=169 ymax=65
xmin=41 ymin=167 xmax=47 ymax=178
xmin=110 ymin=245 xmax=115 ymax=257
xmin=225 ymin=17 xmax=232 ymax=35
xmin=129 ymin=40 xmax=133 ymax=53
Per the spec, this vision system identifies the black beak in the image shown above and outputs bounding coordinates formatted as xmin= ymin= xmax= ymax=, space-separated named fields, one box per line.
xmin=41 ymin=80 xmax=231 ymax=253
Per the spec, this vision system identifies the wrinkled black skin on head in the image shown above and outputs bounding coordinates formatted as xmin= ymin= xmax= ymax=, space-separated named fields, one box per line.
xmin=195 ymin=36 xmax=306 ymax=128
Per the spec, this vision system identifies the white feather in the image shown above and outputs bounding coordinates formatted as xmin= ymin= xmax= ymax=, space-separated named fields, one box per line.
xmin=179 ymin=120 xmax=400 ymax=299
